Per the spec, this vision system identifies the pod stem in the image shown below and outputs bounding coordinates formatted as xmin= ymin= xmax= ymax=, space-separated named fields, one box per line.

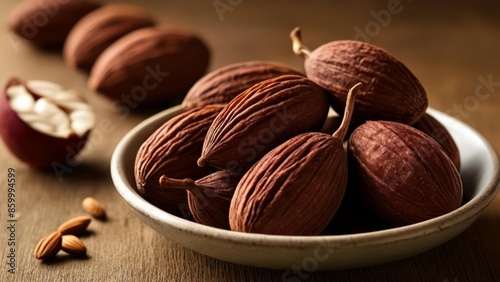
xmin=332 ymin=83 xmax=362 ymax=140
xmin=290 ymin=27 xmax=312 ymax=58
xmin=159 ymin=175 xmax=198 ymax=192
xmin=197 ymin=157 xmax=206 ymax=167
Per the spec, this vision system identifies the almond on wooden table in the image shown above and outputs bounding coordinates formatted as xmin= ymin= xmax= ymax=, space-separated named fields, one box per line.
xmin=229 ymin=83 xmax=361 ymax=235
xmin=57 ymin=215 xmax=92 ymax=235
xmin=82 ymin=197 xmax=106 ymax=219
xmin=0 ymin=77 xmax=95 ymax=169
xmin=34 ymin=231 xmax=62 ymax=260
xmin=291 ymin=27 xmax=428 ymax=124
xmin=61 ymin=235 xmax=87 ymax=256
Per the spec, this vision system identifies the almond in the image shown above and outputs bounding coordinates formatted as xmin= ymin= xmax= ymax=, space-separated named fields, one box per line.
xmin=88 ymin=26 xmax=210 ymax=106
xmin=34 ymin=231 xmax=62 ymax=260
xmin=57 ymin=215 xmax=92 ymax=235
xmin=64 ymin=5 xmax=156 ymax=71
xmin=412 ymin=113 xmax=460 ymax=169
xmin=61 ymin=235 xmax=87 ymax=256
xmin=8 ymin=0 xmax=101 ymax=48
xmin=82 ymin=197 xmax=106 ymax=219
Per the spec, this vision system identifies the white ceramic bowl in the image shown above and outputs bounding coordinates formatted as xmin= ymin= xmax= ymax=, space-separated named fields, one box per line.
xmin=111 ymin=105 xmax=500 ymax=270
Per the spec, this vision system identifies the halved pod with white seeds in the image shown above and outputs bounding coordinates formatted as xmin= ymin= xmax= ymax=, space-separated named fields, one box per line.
xmin=0 ymin=77 xmax=95 ymax=168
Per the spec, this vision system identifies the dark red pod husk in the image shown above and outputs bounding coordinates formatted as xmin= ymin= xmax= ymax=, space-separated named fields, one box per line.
xmin=291 ymin=27 xmax=428 ymax=124
xmin=160 ymin=170 xmax=240 ymax=230
xmin=348 ymin=121 xmax=463 ymax=227
xmin=412 ymin=113 xmax=460 ymax=169
xmin=182 ymin=61 xmax=303 ymax=109
xmin=229 ymin=83 xmax=361 ymax=235
xmin=134 ymin=105 xmax=224 ymax=216
xmin=8 ymin=0 xmax=101 ymax=49
xmin=198 ymin=74 xmax=329 ymax=172
xmin=229 ymin=132 xmax=347 ymax=235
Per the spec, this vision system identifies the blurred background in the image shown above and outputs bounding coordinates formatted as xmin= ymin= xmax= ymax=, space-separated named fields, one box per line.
xmin=0 ymin=1 xmax=499 ymax=281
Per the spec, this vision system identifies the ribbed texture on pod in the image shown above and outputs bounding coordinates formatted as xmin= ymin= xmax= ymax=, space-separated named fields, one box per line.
xmin=305 ymin=40 xmax=427 ymax=124
xmin=199 ymin=74 xmax=329 ymax=171
xmin=161 ymin=170 xmax=240 ymax=229
xmin=348 ymin=121 xmax=463 ymax=226
xmin=189 ymin=171 xmax=239 ymax=229
xmin=182 ymin=61 xmax=303 ymax=109
xmin=8 ymin=0 xmax=101 ymax=48
xmin=412 ymin=113 xmax=460 ymax=169
xmin=135 ymin=105 xmax=223 ymax=216
xmin=89 ymin=26 xmax=210 ymax=105
xmin=64 ymin=4 xmax=156 ymax=71
xmin=229 ymin=132 xmax=347 ymax=235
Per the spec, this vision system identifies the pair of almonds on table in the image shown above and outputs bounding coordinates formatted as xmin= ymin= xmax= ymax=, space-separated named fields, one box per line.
xmin=34 ymin=216 xmax=90 ymax=260
xmin=34 ymin=197 xmax=106 ymax=260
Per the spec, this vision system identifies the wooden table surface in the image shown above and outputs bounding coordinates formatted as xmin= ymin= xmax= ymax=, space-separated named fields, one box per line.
xmin=1 ymin=0 xmax=499 ymax=281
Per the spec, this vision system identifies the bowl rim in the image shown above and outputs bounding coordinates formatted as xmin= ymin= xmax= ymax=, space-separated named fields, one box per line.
xmin=111 ymin=105 xmax=500 ymax=249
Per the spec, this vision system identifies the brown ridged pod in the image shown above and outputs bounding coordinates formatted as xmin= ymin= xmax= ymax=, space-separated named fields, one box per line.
xmin=198 ymin=74 xmax=329 ymax=172
xmin=64 ymin=5 xmax=156 ymax=71
xmin=135 ymin=105 xmax=224 ymax=216
xmin=291 ymin=27 xmax=427 ymax=124
xmin=89 ymin=27 xmax=210 ymax=106
xmin=229 ymin=83 xmax=361 ymax=235
xmin=182 ymin=61 xmax=303 ymax=109
xmin=160 ymin=170 xmax=240 ymax=229
xmin=348 ymin=120 xmax=463 ymax=226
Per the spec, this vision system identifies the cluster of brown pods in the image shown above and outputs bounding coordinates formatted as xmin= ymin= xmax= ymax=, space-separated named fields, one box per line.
xmin=134 ymin=27 xmax=462 ymax=235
